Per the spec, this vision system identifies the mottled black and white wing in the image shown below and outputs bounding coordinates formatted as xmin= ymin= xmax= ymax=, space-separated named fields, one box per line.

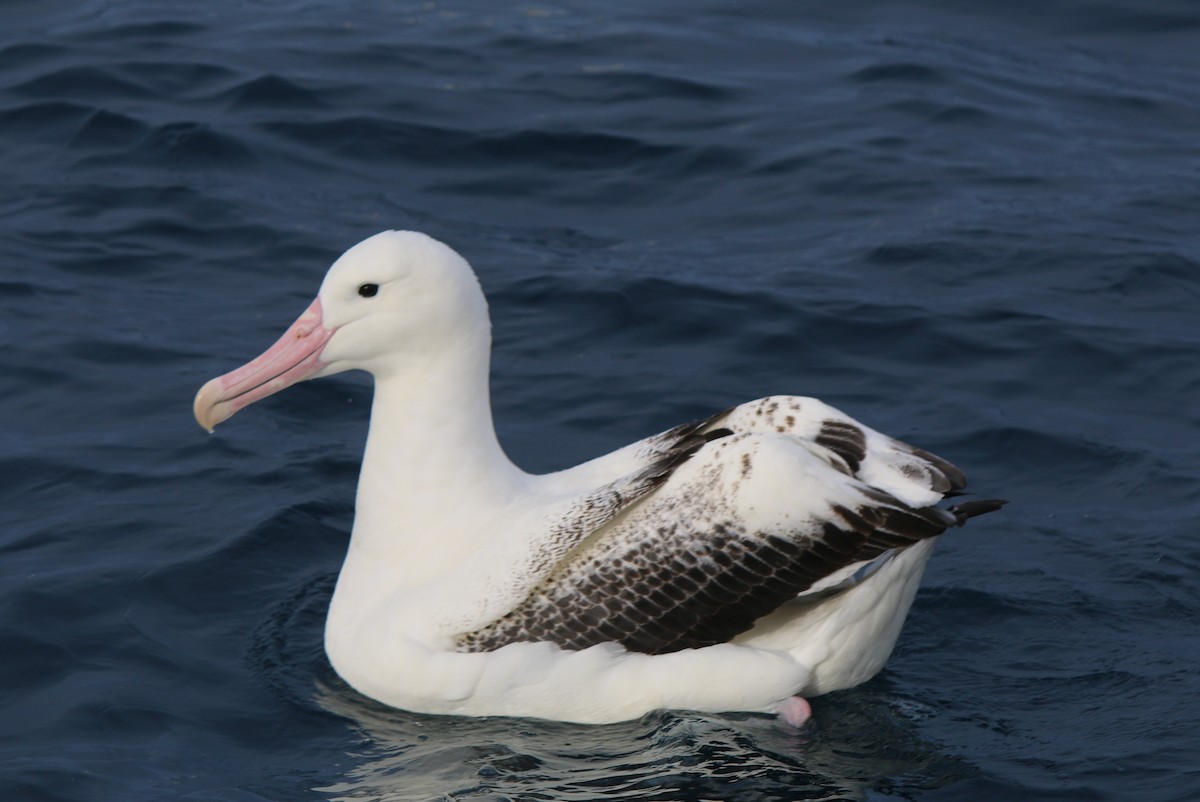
xmin=457 ymin=397 xmax=1002 ymax=656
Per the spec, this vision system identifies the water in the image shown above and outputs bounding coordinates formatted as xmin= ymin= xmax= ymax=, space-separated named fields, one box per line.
xmin=2 ymin=1 xmax=1198 ymax=799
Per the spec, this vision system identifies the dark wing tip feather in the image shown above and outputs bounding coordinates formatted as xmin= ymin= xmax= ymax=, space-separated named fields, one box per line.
xmin=670 ymin=406 xmax=736 ymax=442
xmin=947 ymin=498 xmax=1007 ymax=525
xmin=906 ymin=445 xmax=969 ymax=493
xmin=639 ymin=426 xmax=735 ymax=486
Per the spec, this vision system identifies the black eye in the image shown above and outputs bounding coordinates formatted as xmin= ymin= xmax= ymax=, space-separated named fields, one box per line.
xmin=357 ymin=283 xmax=379 ymax=298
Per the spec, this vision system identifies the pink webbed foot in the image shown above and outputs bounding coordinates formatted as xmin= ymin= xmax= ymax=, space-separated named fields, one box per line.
xmin=774 ymin=695 xmax=813 ymax=727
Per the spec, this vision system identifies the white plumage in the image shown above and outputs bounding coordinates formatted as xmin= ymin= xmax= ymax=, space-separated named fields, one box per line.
xmin=194 ymin=231 xmax=1001 ymax=725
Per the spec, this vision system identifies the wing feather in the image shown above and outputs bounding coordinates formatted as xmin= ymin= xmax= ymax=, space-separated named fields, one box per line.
xmin=457 ymin=397 xmax=1003 ymax=656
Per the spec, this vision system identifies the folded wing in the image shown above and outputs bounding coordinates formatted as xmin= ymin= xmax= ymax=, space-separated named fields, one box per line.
xmin=457 ymin=396 xmax=1002 ymax=655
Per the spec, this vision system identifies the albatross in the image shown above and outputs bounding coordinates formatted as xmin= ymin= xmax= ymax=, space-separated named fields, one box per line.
xmin=193 ymin=231 xmax=1003 ymax=726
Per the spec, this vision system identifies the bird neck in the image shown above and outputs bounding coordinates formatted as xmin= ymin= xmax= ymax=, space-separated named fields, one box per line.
xmin=344 ymin=337 xmax=527 ymax=587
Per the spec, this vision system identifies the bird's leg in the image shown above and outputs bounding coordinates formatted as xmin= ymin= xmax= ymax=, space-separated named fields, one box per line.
xmin=774 ymin=695 xmax=813 ymax=727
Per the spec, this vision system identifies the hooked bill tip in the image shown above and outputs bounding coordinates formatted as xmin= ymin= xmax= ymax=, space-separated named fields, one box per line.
xmin=193 ymin=377 xmax=231 ymax=433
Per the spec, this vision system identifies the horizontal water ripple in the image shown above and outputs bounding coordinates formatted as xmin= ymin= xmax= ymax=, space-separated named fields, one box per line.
xmin=9 ymin=65 xmax=154 ymax=100
xmin=75 ymin=20 xmax=208 ymax=42
xmin=84 ymin=120 xmax=257 ymax=169
xmin=220 ymin=74 xmax=328 ymax=111
xmin=67 ymin=108 xmax=149 ymax=149
xmin=851 ymin=62 xmax=948 ymax=84
xmin=0 ymin=100 xmax=97 ymax=139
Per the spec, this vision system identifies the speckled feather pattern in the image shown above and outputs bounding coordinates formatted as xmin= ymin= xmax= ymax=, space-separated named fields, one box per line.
xmin=457 ymin=396 xmax=985 ymax=655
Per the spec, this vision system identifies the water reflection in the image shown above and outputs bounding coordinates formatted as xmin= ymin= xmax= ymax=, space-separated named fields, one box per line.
xmin=310 ymin=672 xmax=975 ymax=801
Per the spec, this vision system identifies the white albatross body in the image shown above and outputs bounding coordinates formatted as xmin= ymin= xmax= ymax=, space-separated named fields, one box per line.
xmin=194 ymin=231 xmax=1002 ymax=725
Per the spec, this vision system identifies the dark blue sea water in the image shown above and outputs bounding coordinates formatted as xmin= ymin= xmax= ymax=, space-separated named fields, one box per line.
xmin=3 ymin=1 xmax=1198 ymax=800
